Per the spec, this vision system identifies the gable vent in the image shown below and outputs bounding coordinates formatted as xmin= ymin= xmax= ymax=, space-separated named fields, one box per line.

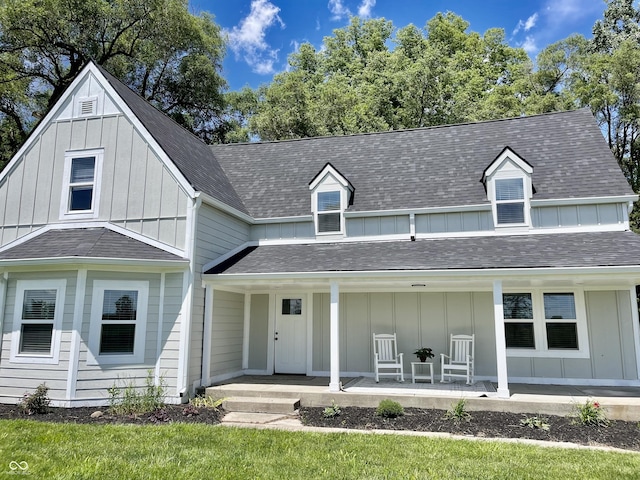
xmin=77 ymin=97 xmax=97 ymax=117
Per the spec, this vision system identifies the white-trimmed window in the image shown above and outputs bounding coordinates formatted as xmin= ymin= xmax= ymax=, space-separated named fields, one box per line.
xmin=60 ymin=148 xmax=103 ymax=219
xmin=503 ymin=290 xmax=589 ymax=358
xmin=495 ymin=178 xmax=525 ymax=225
xmin=87 ymin=280 xmax=149 ymax=365
xmin=10 ymin=279 xmax=66 ymax=364
xmin=317 ymin=190 xmax=342 ymax=233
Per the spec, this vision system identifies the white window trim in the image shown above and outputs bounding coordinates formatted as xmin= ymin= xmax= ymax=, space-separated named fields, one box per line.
xmin=10 ymin=279 xmax=67 ymax=365
xmin=87 ymin=280 xmax=149 ymax=365
xmin=59 ymin=148 xmax=104 ymax=220
xmin=504 ymin=289 xmax=589 ymax=359
xmin=312 ymin=183 xmax=347 ymax=236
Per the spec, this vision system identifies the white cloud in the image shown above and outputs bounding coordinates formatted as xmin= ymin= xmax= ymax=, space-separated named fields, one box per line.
xmin=328 ymin=0 xmax=351 ymax=20
xmin=543 ymin=0 xmax=602 ymax=26
xmin=226 ymin=0 xmax=285 ymax=75
xmin=358 ymin=0 xmax=376 ymax=18
xmin=520 ymin=35 xmax=538 ymax=55
xmin=513 ymin=12 xmax=538 ymax=35
xmin=524 ymin=13 xmax=538 ymax=31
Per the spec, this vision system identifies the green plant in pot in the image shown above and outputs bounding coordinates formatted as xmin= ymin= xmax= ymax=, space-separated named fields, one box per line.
xmin=413 ymin=347 xmax=434 ymax=362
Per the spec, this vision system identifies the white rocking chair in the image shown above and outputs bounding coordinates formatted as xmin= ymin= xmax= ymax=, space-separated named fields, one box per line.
xmin=440 ymin=334 xmax=475 ymax=385
xmin=373 ymin=333 xmax=404 ymax=382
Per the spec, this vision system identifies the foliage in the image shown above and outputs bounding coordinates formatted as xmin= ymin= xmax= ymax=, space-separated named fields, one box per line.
xmin=413 ymin=347 xmax=434 ymax=360
xmin=376 ymin=399 xmax=404 ymax=418
xmin=571 ymin=399 xmax=609 ymax=427
xmin=189 ymin=395 xmax=223 ymax=409
xmin=249 ymin=15 xmax=535 ymax=141
xmin=107 ymin=371 xmax=166 ymax=415
xmin=0 ymin=0 xmax=231 ymax=166
xmin=520 ymin=415 xmax=550 ymax=431
xmin=444 ymin=398 xmax=471 ymax=423
xmin=323 ymin=400 xmax=342 ymax=418
xmin=19 ymin=383 xmax=50 ymax=415
xmin=3 ymin=421 xmax=640 ymax=479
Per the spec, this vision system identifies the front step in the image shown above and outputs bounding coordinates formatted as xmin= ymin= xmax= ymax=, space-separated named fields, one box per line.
xmin=223 ymin=396 xmax=301 ymax=414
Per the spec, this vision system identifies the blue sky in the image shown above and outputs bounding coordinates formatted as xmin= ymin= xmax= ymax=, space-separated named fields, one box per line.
xmin=190 ymin=0 xmax=606 ymax=91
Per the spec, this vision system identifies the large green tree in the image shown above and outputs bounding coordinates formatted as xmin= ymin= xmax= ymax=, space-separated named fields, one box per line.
xmin=0 ymin=0 xmax=230 ymax=167
xmin=249 ymin=14 xmax=535 ymax=141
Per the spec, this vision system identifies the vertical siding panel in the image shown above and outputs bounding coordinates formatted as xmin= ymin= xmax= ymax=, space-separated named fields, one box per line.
xmin=84 ymin=118 xmax=103 ymax=149
xmin=248 ymin=294 xmax=269 ymax=370
xmin=126 ymin=134 xmax=147 ymax=219
xmin=33 ymin=124 xmax=57 ymax=225
xmin=48 ymin=121 xmax=69 ymax=221
xmin=99 ymin=116 xmax=118 ymax=220
xmin=69 ymin=119 xmax=87 ymax=150
xmin=472 ymin=292 xmax=496 ymax=376
xmin=585 ymin=291 xmax=622 ymax=379
xmin=159 ymin=169 xmax=179 ymax=218
xmin=616 ymin=291 xmax=637 ymax=379
xmin=344 ymin=293 xmax=369 ymax=372
xmin=313 ymin=293 xmax=330 ymax=371
xmin=419 ymin=293 xmax=447 ymax=357
xmin=143 ymin=151 xmax=163 ymax=219
xmin=393 ymin=293 xmax=418 ymax=363
xmin=18 ymin=144 xmax=39 ymax=225
xmin=110 ymin=118 xmax=133 ymax=220
xmin=5 ymin=160 xmax=23 ymax=226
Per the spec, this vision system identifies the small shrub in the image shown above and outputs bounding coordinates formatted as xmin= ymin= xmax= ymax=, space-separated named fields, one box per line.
xmin=571 ymin=399 xmax=608 ymax=427
xmin=323 ymin=400 xmax=341 ymax=418
xmin=148 ymin=408 xmax=170 ymax=423
xmin=444 ymin=398 xmax=471 ymax=423
xmin=107 ymin=371 xmax=166 ymax=415
xmin=520 ymin=415 xmax=550 ymax=431
xmin=20 ymin=384 xmax=50 ymax=415
xmin=182 ymin=404 xmax=200 ymax=417
xmin=376 ymin=399 xmax=404 ymax=418
xmin=190 ymin=395 xmax=223 ymax=409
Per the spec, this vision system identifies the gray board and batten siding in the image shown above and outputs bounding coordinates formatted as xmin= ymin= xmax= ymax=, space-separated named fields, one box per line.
xmin=0 ymin=113 xmax=190 ymax=251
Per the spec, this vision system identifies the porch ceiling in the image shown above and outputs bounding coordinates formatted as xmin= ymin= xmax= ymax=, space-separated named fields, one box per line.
xmin=203 ymin=231 xmax=640 ymax=291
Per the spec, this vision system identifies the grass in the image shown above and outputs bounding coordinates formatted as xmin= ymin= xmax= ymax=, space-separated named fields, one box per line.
xmin=1 ymin=420 xmax=640 ymax=479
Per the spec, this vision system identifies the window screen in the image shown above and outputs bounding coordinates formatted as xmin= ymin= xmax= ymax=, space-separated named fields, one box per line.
xmin=19 ymin=289 xmax=57 ymax=354
xmin=69 ymin=156 xmax=95 ymax=211
xmin=495 ymin=178 xmax=525 ymax=224
xmin=99 ymin=290 xmax=138 ymax=354
xmin=505 ymin=322 xmax=535 ymax=348
xmin=317 ymin=191 xmax=341 ymax=233
xmin=546 ymin=322 xmax=578 ymax=349
xmin=543 ymin=293 xmax=576 ymax=319
xmin=282 ymin=299 xmax=302 ymax=315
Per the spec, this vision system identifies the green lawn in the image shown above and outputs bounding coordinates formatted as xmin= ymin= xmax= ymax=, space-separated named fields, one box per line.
xmin=1 ymin=420 xmax=639 ymax=479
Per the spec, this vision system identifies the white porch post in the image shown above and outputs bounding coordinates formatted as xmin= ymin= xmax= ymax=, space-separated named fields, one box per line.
xmin=329 ymin=281 xmax=341 ymax=392
xmin=493 ymin=280 xmax=510 ymax=398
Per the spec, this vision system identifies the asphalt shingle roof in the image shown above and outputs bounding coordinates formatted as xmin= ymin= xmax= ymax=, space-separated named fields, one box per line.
xmin=206 ymin=231 xmax=640 ymax=275
xmin=95 ymin=64 xmax=248 ymax=215
xmin=0 ymin=228 xmax=187 ymax=262
xmin=211 ymin=108 xmax=633 ymax=219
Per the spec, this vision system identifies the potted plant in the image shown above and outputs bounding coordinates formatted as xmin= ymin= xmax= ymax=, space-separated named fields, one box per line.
xmin=413 ymin=347 xmax=434 ymax=362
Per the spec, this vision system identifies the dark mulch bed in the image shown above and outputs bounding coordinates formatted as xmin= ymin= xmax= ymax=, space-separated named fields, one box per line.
xmin=0 ymin=403 xmax=222 ymax=425
xmin=300 ymin=406 xmax=640 ymax=452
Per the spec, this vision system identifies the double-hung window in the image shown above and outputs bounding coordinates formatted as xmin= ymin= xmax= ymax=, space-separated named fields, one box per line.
xmin=495 ymin=178 xmax=525 ymax=225
xmin=317 ymin=191 xmax=342 ymax=233
xmin=60 ymin=148 xmax=103 ymax=219
xmin=11 ymin=279 xmax=66 ymax=364
xmin=88 ymin=280 xmax=148 ymax=365
xmin=503 ymin=290 xmax=588 ymax=358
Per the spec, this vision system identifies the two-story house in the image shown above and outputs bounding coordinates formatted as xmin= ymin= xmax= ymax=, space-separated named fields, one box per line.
xmin=1 ymin=62 xmax=639 ymax=406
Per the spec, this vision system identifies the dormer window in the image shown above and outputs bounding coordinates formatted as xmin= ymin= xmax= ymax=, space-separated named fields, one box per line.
xmin=309 ymin=163 xmax=353 ymax=237
xmin=60 ymin=148 xmax=104 ymax=220
xmin=317 ymin=191 xmax=342 ymax=233
xmin=482 ymin=147 xmax=533 ymax=229
xmin=495 ymin=178 xmax=525 ymax=224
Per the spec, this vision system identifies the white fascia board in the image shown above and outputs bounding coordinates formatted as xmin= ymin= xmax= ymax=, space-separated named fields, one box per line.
xmin=203 ymin=265 xmax=640 ymax=284
xmin=0 ymin=256 xmax=188 ymax=269
xmin=253 ymin=215 xmax=313 ymax=224
xmin=309 ymin=163 xmax=351 ymax=191
xmin=195 ymin=191 xmax=254 ymax=224
xmin=483 ymin=147 xmax=533 ymax=179
xmin=530 ymin=195 xmax=639 ymax=206
xmin=343 ymin=204 xmax=491 ymax=218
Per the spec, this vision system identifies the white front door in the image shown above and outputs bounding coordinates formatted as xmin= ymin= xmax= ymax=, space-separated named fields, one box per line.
xmin=274 ymin=295 xmax=307 ymax=374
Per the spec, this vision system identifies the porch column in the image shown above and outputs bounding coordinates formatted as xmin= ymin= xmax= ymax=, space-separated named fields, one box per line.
xmin=493 ymin=280 xmax=510 ymax=398
xmin=329 ymin=281 xmax=341 ymax=392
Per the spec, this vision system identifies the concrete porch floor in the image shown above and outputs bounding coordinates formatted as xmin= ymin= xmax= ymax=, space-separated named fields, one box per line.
xmin=206 ymin=375 xmax=640 ymax=421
